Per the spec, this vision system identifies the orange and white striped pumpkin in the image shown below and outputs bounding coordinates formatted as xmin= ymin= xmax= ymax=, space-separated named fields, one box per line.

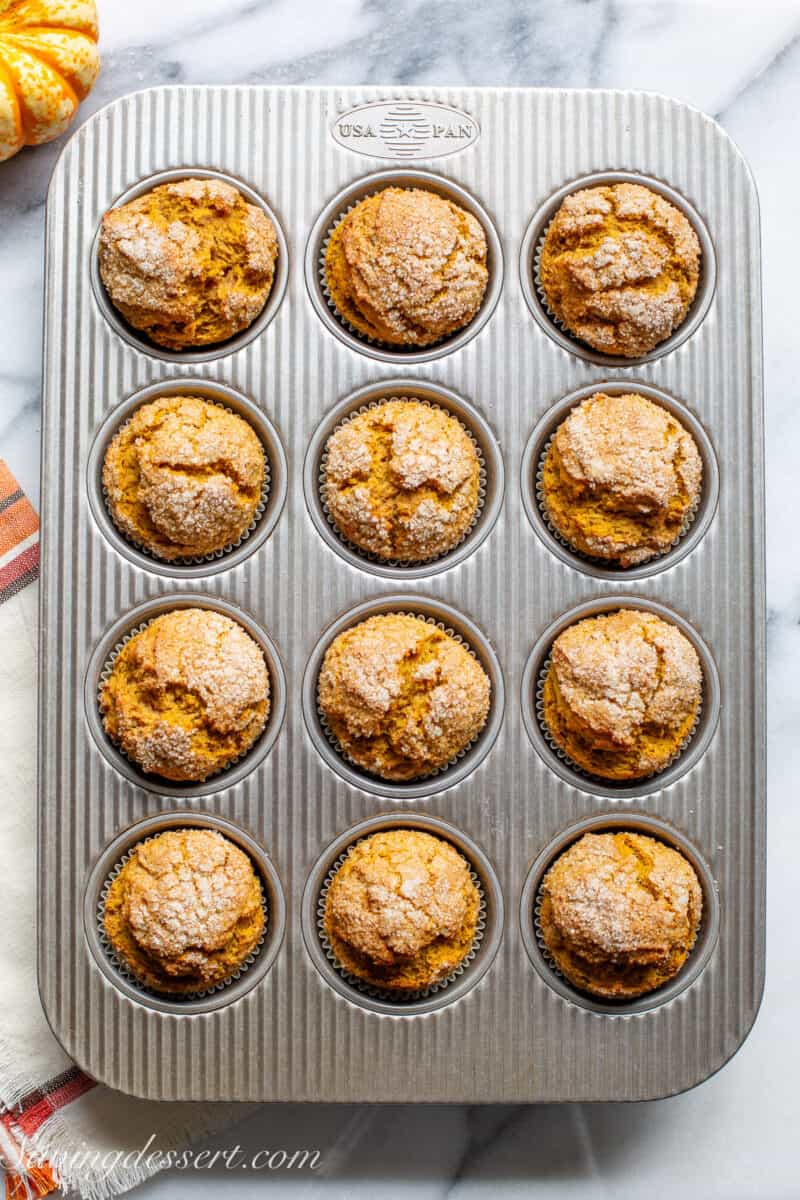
xmin=0 ymin=0 xmax=99 ymax=162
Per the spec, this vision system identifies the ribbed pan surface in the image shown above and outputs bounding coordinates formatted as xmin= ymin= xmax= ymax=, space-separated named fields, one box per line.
xmin=39 ymin=87 xmax=765 ymax=1100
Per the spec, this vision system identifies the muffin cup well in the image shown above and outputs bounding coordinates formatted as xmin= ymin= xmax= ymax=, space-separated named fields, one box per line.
xmin=520 ymin=597 xmax=720 ymax=801
xmin=301 ymin=813 xmax=503 ymax=1016
xmin=302 ymin=595 xmax=504 ymax=800
xmin=304 ymin=379 xmax=504 ymax=580
xmin=84 ymin=812 xmax=286 ymax=1016
xmin=518 ymin=813 xmax=720 ymax=1017
xmin=304 ymin=169 xmax=504 ymax=364
xmin=518 ymin=170 xmax=717 ymax=367
xmin=87 ymin=378 xmax=288 ymax=579
xmin=90 ymin=167 xmax=289 ymax=364
xmin=85 ymin=595 xmax=287 ymax=798
xmin=520 ymin=382 xmax=719 ymax=581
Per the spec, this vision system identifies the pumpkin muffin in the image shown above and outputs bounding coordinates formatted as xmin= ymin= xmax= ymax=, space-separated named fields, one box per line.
xmin=98 ymin=177 xmax=278 ymax=350
xmin=540 ymin=391 xmax=702 ymax=566
xmin=103 ymin=394 xmax=266 ymax=560
xmin=100 ymin=608 xmax=270 ymax=782
xmin=324 ymin=400 xmax=481 ymax=561
xmin=542 ymin=609 xmax=702 ymax=781
xmin=323 ymin=829 xmax=480 ymax=992
xmin=318 ymin=613 xmax=491 ymax=781
xmin=324 ymin=187 xmax=488 ymax=346
xmin=104 ymin=828 xmax=264 ymax=995
xmin=538 ymin=182 xmax=701 ymax=357
xmin=539 ymin=831 xmax=703 ymax=999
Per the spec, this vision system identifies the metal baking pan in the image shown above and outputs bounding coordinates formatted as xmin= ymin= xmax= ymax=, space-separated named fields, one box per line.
xmin=38 ymin=85 xmax=765 ymax=1101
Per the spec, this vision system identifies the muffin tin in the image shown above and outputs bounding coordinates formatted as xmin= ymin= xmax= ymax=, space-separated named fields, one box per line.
xmin=39 ymin=86 xmax=765 ymax=1101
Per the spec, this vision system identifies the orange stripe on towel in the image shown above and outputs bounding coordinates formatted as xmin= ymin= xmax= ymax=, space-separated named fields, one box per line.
xmin=0 ymin=496 xmax=38 ymax=557
xmin=0 ymin=461 xmax=23 ymax=504
xmin=5 ymin=1160 xmax=58 ymax=1200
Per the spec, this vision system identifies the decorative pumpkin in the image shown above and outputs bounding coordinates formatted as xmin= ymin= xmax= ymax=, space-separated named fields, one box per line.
xmin=0 ymin=0 xmax=99 ymax=162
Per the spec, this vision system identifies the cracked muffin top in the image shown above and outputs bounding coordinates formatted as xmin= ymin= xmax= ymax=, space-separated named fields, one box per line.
xmin=539 ymin=831 xmax=703 ymax=999
xmin=99 ymin=608 xmax=270 ymax=782
xmin=541 ymin=391 xmax=702 ymax=566
xmin=323 ymin=829 xmax=480 ymax=991
xmin=317 ymin=613 xmax=491 ymax=781
xmin=103 ymin=394 xmax=266 ymax=560
xmin=324 ymin=186 xmax=489 ymax=346
xmin=542 ymin=609 xmax=702 ymax=781
xmin=103 ymin=828 xmax=264 ymax=994
xmin=323 ymin=400 xmax=481 ymax=562
xmin=539 ymin=182 xmax=701 ymax=358
xmin=99 ymin=177 xmax=278 ymax=350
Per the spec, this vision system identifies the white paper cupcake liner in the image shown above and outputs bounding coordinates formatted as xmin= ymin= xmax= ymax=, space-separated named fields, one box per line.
xmin=319 ymin=196 xmax=458 ymax=353
xmin=98 ymin=616 xmax=269 ymax=784
xmin=532 ymin=884 xmax=566 ymax=981
xmin=535 ymin=654 xmax=702 ymax=786
xmin=535 ymin=432 xmax=701 ymax=569
xmin=317 ymin=834 xmax=487 ymax=1003
xmin=102 ymin=397 xmax=271 ymax=565
xmin=533 ymin=218 xmax=584 ymax=343
xmin=97 ymin=831 xmax=268 ymax=1001
xmin=316 ymin=611 xmax=489 ymax=783
xmin=319 ymin=397 xmax=487 ymax=567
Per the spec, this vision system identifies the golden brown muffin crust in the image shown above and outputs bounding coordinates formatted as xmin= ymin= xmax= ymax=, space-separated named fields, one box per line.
xmin=324 ymin=187 xmax=488 ymax=346
xmin=99 ymin=608 xmax=270 ymax=782
xmin=542 ymin=609 xmax=702 ymax=780
xmin=541 ymin=391 xmax=702 ymax=566
xmin=324 ymin=400 xmax=481 ymax=561
xmin=103 ymin=394 xmax=266 ymax=560
xmin=318 ymin=613 xmax=491 ymax=781
xmin=539 ymin=831 xmax=703 ymax=999
xmin=103 ymin=828 xmax=264 ymax=994
xmin=99 ymin=177 xmax=278 ymax=350
xmin=539 ymin=182 xmax=701 ymax=358
xmin=323 ymin=829 xmax=480 ymax=991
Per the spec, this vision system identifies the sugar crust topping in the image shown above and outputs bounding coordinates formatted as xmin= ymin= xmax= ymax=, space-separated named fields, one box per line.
xmin=103 ymin=394 xmax=266 ymax=560
xmin=549 ymin=609 xmax=701 ymax=751
xmin=324 ymin=400 xmax=480 ymax=561
xmin=539 ymin=831 xmax=703 ymax=998
xmin=325 ymin=829 xmax=477 ymax=966
xmin=120 ymin=829 xmax=263 ymax=972
xmin=99 ymin=608 xmax=270 ymax=781
xmin=318 ymin=613 xmax=491 ymax=780
xmin=325 ymin=187 xmax=488 ymax=346
xmin=539 ymin=182 xmax=701 ymax=357
xmin=99 ymin=177 xmax=277 ymax=350
xmin=542 ymin=391 xmax=702 ymax=565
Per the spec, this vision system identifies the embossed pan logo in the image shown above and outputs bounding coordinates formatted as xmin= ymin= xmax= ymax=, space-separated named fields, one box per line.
xmin=331 ymin=100 xmax=479 ymax=160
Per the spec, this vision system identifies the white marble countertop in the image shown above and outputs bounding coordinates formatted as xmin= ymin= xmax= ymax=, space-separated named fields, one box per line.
xmin=2 ymin=1 xmax=798 ymax=1196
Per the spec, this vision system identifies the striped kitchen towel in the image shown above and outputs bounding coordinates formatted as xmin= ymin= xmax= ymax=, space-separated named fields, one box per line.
xmin=0 ymin=463 xmax=39 ymax=601
xmin=0 ymin=462 xmax=248 ymax=1200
